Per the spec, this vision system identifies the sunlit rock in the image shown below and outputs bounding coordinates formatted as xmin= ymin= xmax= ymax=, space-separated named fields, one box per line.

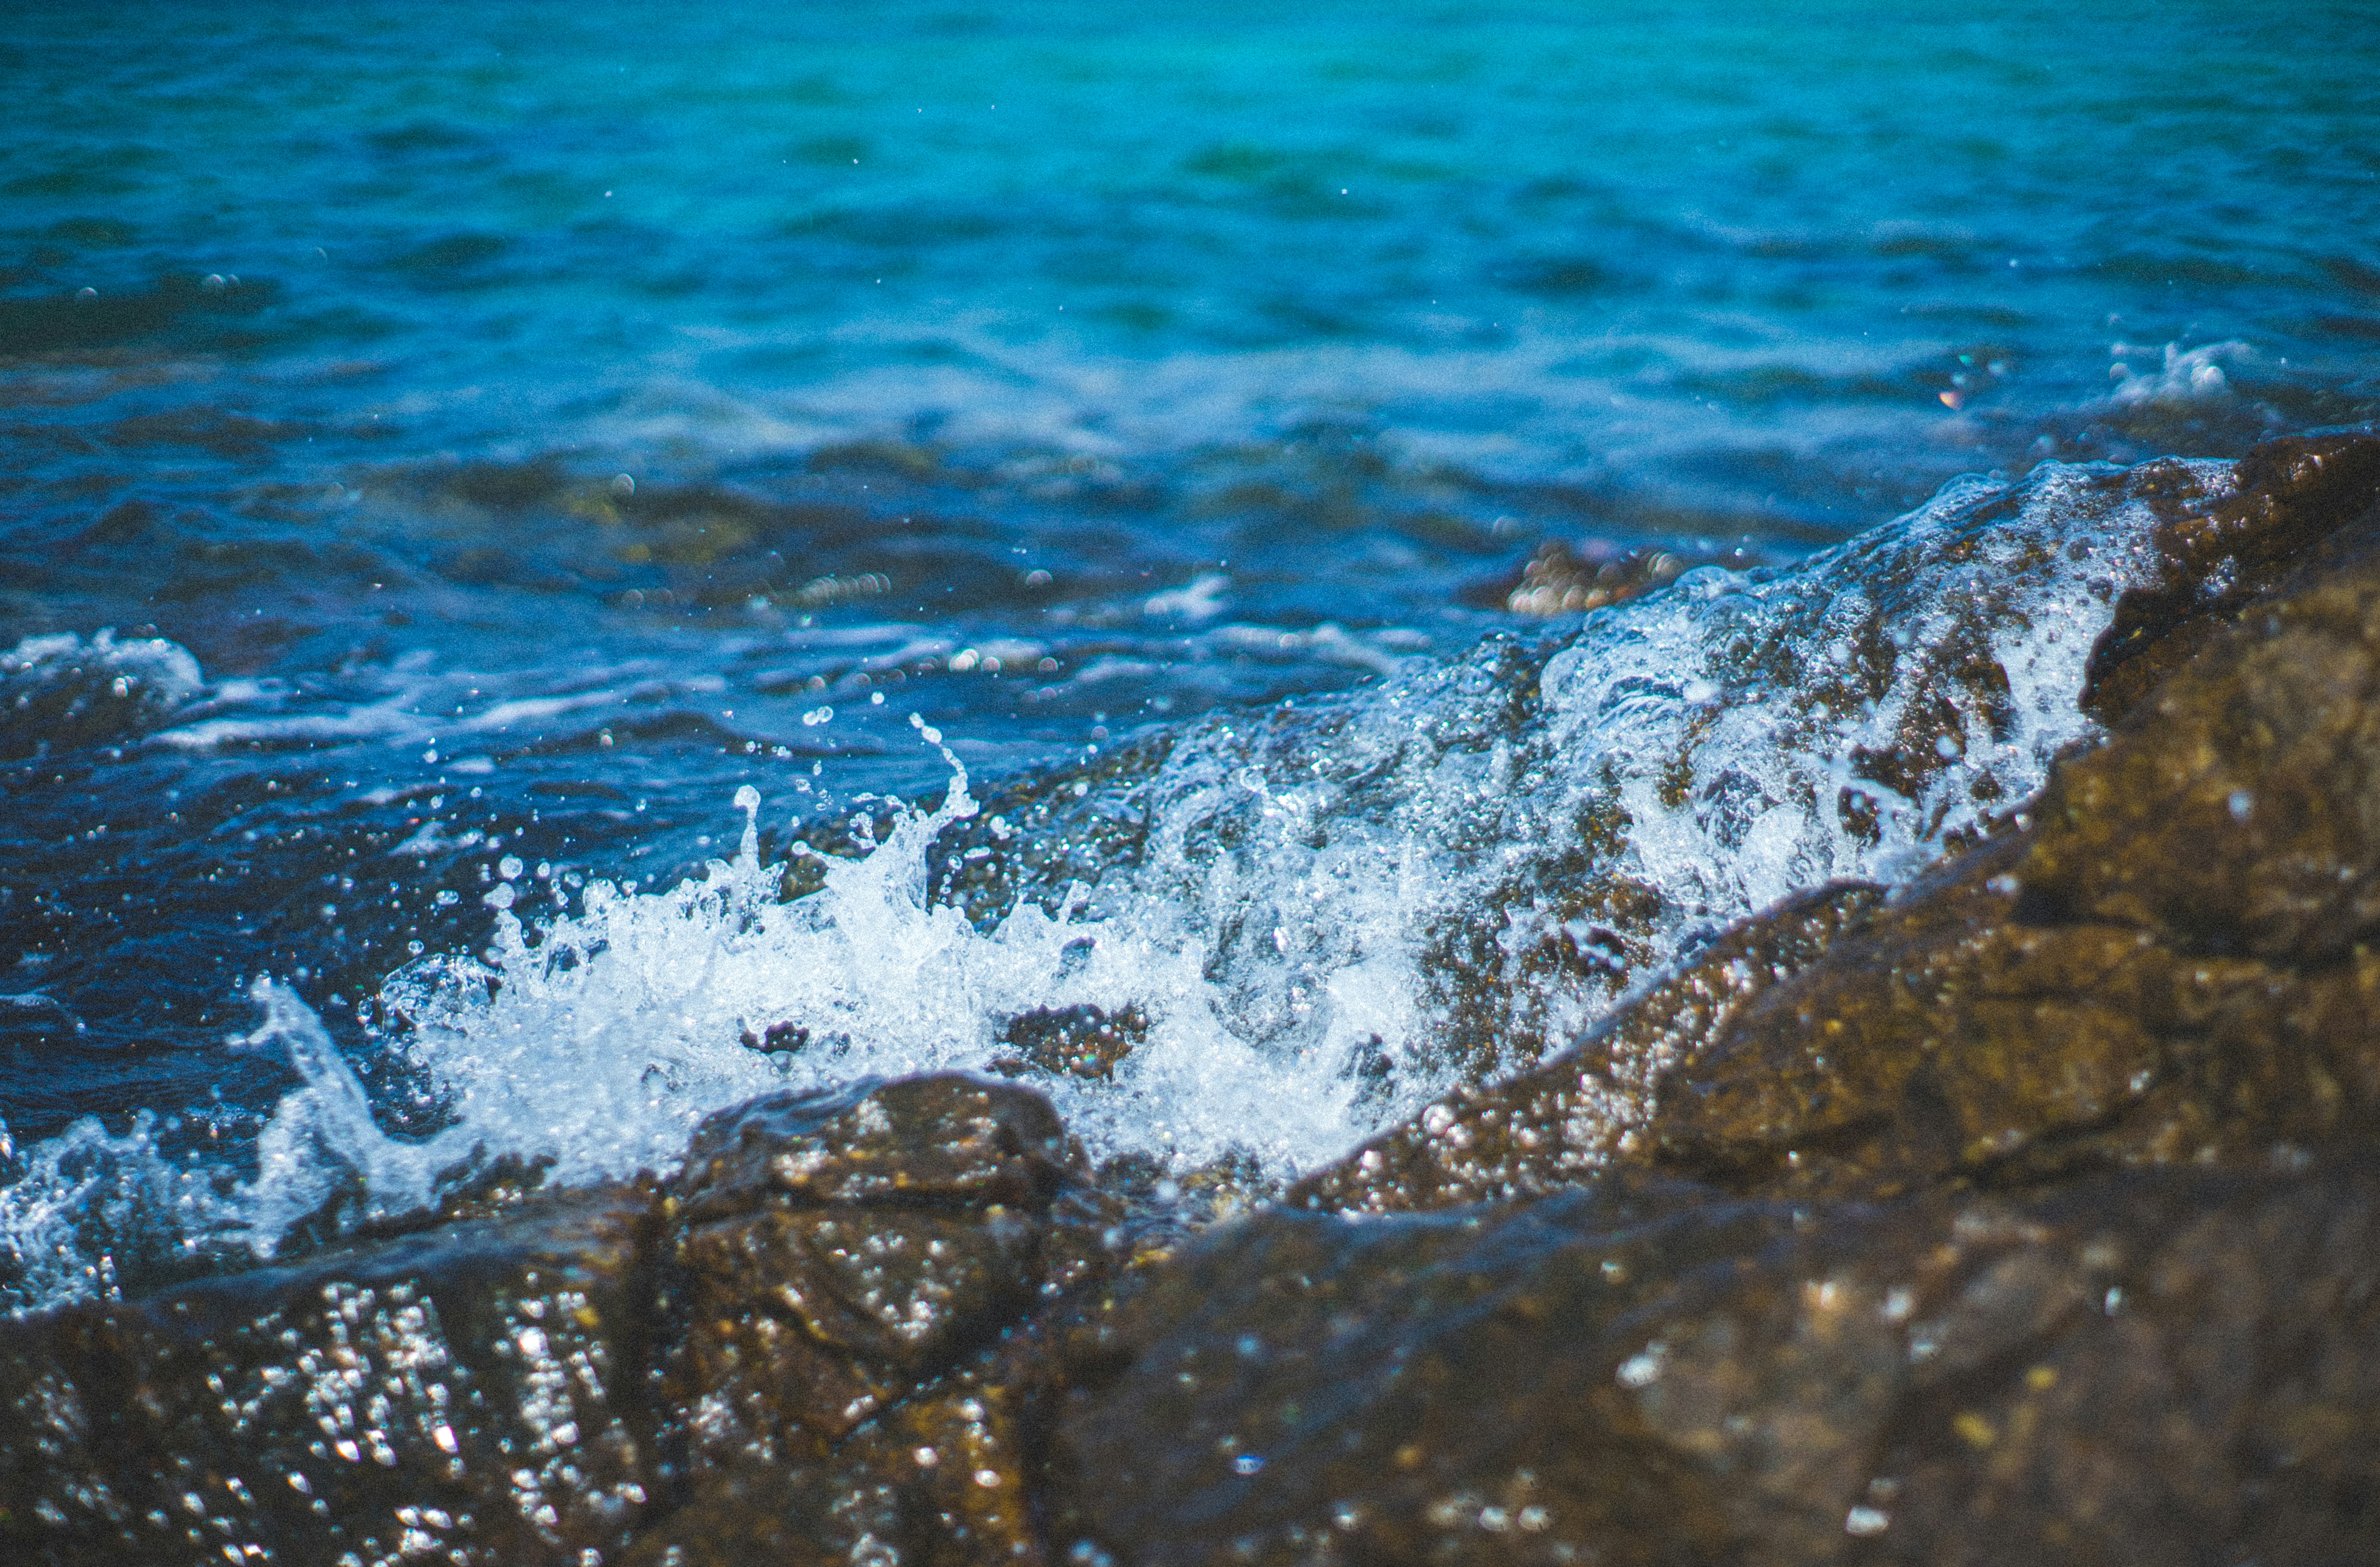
xmin=1296 ymin=427 xmax=2380 ymax=1216
xmin=0 ymin=1073 xmax=1113 ymax=1567
xmin=2079 ymin=428 xmax=2380 ymax=723
xmin=1651 ymin=505 xmax=2380 ymax=1199
xmin=0 ymin=1185 xmax=659 ymax=1566
xmin=653 ymin=1073 xmax=1095 ymax=1483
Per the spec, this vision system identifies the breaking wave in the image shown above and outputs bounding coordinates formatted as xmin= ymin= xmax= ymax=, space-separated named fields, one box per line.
xmin=0 ymin=457 xmax=2201 ymax=1312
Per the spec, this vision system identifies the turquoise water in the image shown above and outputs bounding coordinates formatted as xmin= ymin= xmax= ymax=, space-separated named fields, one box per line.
xmin=10 ymin=0 xmax=2377 ymax=544
xmin=1 ymin=0 xmax=2376 ymax=1299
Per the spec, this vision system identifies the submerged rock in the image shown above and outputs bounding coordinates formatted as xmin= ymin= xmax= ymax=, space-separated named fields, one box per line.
xmin=1503 ymin=541 xmax=1693 ymax=617
xmin=0 ymin=629 xmax=204 ymax=761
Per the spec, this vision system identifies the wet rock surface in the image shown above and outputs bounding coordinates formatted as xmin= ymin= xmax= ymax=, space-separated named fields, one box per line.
xmin=656 ymin=1076 xmax=1079 ymax=1479
xmin=8 ymin=429 xmax=2380 ymax=1564
xmin=0 ymin=1075 xmax=1125 ymax=1567
xmin=2078 ymin=429 xmax=2380 ymax=725
xmin=0 ymin=1184 xmax=663 ymax=1566
xmin=1636 ymin=460 xmax=2380 ymax=1205
xmin=1051 ymin=1160 xmax=2380 ymax=1566
xmin=1288 ymin=880 xmax=1886 ymax=1216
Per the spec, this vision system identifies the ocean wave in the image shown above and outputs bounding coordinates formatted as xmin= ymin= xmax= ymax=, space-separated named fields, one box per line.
xmin=0 ymin=455 xmax=2190 ymax=1312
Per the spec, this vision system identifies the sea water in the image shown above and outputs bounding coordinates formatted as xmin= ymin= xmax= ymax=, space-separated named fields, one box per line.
xmin=1 ymin=0 xmax=2374 ymax=1311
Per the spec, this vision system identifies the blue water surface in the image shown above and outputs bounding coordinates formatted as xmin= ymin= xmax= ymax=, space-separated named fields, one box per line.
xmin=0 ymin=0 xmax=2374 ymax=1216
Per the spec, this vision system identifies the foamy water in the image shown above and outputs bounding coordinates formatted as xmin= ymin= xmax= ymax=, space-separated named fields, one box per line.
xmin=0 ymin=459 xmax=2200 ymax=1311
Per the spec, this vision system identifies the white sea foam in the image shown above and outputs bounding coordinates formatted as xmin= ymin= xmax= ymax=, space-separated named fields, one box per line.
xmin=0 ymin=628 xmax=205 ymax=753
xmin=0 ymin=459 xmax=2201 ymax=1312
xmin=2107 ymin=340 xmax=2249 ymax=408
xmin=371 ymin=739 xmax=1369 ymax=1191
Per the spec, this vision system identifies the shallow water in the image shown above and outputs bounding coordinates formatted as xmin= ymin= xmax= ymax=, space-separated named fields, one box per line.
xmin=2 ymin=0 xmax=2374 ymax=1310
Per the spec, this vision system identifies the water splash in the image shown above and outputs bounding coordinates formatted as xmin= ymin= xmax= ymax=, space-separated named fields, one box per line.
xmin=2108 ymin=340 xmax=2248 ymax=408
xmin=352 ymin=459 xmax=2183 ymax=1202
xmin=236 ymin=977 xmax=455 ymax=1253
xmin=2 ymin=977 xmax=463 ymax=1313
xmin=0 ymin=460 xmax=2196 ymax=1312
xmin=376 ymin=717 xmax=1371 ymax=1192
xmin=0 ymin=629 xmax=205 ymax=759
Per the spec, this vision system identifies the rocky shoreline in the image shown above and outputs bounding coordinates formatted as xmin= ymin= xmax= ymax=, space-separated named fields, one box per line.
xmin=7 ymin=429 xmax=2380 ymax=1565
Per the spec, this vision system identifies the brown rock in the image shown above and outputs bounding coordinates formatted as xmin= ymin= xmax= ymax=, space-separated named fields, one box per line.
xmin=18 ymin=435 xmax=2380 ymax=1567
xmin=1291 ymin=881 xmax=1882 ymax=1216
xmin=655 ymin=1075 xmax=1105 ymax=1485
xmin=1650 ymin=539 xmax=2380 ymax=1199
xmin=670 ymin=1073 xmax=1078 ymax=1216
xmin=0 ymin=1185 xmax=662 ymax=1567
xmin=2081 ymin=426 xmax=2380 ymax=724
xmin=1303 ymin=431 xmax=2380 ymax=1214
xmin=0 ymin=1073 xmax=1108 ymax=1567
xmin=620 ymin=1358 xmax=1053 ymax=1567
xmin=2030 ymin=532 xmax=2380 ymax=963
xmin=1046 ymin=1159 xmax=2380 ymax=1566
